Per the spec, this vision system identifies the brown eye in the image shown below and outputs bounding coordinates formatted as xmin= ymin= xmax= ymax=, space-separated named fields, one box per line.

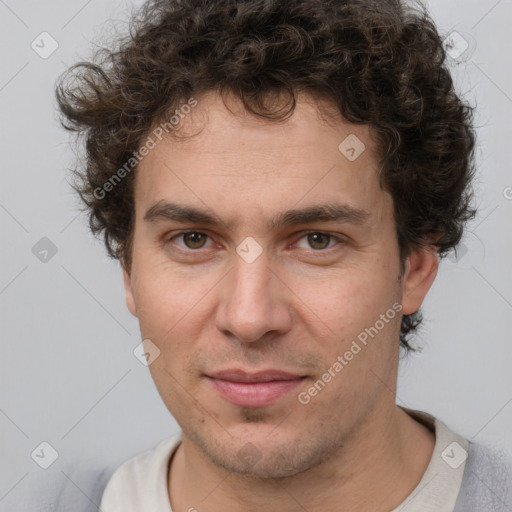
xmin=306 ymin=232 xmax=333 ymax=250
xmin=170 ymin=232 xmax=210 ymax=250
xmin=182 ymin=232 xmax=208 ymax=249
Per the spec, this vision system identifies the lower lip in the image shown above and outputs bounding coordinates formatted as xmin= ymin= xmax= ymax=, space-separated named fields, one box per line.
xmin=207 ymin=377 xmax=306 ymax=408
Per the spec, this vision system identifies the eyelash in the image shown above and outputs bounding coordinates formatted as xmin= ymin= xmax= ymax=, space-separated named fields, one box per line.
xmin=165 ymin=230 xmax=344 ymax=254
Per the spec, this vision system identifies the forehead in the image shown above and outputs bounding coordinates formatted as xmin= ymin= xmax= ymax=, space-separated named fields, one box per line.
xmin=152 ymin=90 xmax=380 ymax=161
xmin=134 ymin=91 xmax=389 ymax=227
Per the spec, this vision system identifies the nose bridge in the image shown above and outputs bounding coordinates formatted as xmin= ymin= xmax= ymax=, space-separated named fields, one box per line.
xmin=233 ymin=252 xmax=272 ymax=301
xmin=216 ymin=250 xmax=291 ymax=343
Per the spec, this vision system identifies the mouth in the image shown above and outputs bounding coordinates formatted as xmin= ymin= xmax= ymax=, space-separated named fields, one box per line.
xmin=205 ymin=369 xmax=307 ymax=408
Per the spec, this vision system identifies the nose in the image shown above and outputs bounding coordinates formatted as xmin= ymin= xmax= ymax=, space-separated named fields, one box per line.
xmin=215 ymin=252 xmax=293 ymax=343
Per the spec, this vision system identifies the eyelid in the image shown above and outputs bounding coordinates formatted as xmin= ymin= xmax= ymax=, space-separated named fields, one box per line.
xmin=292 ymin=230 xmax=344 ymax=250
xmin=166 ymin=229 xmax=216 ymax=251
xmin=165 ymin=229 xmax=345 ymax=253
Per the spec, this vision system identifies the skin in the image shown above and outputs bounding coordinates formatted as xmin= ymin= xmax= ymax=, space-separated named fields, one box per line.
xmin=123 ymin=91 xmax=439 ymax=511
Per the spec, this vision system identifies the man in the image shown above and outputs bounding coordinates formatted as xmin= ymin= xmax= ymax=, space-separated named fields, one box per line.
xmin=55 ymin=0 xmax=511 ymax=510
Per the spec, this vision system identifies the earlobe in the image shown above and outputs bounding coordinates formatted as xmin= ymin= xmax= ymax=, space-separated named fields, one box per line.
xmin=401 ymin=246 xmax=439 ymax=315
xmin=123 ymin=267 xmax=138 ymax=317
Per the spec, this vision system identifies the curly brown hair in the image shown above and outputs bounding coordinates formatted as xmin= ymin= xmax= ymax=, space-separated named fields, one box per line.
xmin=55 ymin=0 xmax=477 ymax=351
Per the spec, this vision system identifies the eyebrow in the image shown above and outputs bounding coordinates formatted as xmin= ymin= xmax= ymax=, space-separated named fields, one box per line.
xmin=143 ymin=201 xmax=371 ymax=230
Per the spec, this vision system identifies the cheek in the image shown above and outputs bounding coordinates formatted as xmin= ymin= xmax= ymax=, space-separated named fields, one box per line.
xmin=130 ymin=261 xmax=222 ymax=395
xmin=303 ymin=267 xmax=394 ymax=333
xmin=131 ymin=258 xmax=217 ymax=337
xmin=298 ymin=265 xmax=402 ymax=385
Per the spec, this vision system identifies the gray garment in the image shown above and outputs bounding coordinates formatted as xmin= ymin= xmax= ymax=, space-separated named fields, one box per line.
xmin=0 ymin=465 xmax=116 ymax=512
xmin=6 ymin=442 xmax=512 ymax=511
xmin=454 ymin=441 xmax=512 ymax=511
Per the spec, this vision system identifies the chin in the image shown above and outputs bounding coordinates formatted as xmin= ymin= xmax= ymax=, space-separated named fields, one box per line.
xmin=187 ymin=420 xmax=337 ymax=480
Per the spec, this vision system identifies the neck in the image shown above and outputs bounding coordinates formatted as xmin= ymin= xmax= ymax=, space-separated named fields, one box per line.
xmin=168 ymin=404 xmax=435 ymax=512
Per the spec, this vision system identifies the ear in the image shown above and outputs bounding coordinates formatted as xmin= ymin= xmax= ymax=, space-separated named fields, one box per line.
xmin=123 ymin=266 xmax=138 ymax=317
xmin=401 ymin=246 xmax=439 ymax=315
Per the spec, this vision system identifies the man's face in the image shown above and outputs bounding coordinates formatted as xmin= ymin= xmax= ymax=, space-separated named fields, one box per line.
xmin=124 ymin=92 xmax=436 ymax=478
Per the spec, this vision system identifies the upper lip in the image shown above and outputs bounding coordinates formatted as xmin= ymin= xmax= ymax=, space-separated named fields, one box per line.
xmin=207 ymin=369 xmax=305 ymax=383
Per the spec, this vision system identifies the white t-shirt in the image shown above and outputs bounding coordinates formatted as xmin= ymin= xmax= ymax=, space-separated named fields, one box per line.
xmin=100 ymin=409 xmax=469 ymax=512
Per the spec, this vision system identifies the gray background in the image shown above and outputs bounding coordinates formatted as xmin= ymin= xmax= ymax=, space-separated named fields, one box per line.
xmin=0 ymin=0 xmax=511 ymax=507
